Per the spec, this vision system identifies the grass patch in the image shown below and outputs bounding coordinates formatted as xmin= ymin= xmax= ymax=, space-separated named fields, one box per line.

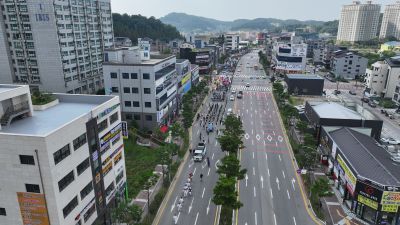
xmin=288 ymin=96 xmax=304 ymax=106
xmin=380 ymin=98 xmax=397 ymax=109
xmin=124 ymin=137 xmax=162 ymax=199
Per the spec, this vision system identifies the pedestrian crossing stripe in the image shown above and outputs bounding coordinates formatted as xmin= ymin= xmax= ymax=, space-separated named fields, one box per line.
xmin=235 ymin=75 xmax=266 ymax=78
xmin=231 ymin=86 xmax=271 ymax=92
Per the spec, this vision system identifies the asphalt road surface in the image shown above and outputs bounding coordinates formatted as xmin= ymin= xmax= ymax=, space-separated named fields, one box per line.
xmin=233 ymin=51 xmax=319 ymax=225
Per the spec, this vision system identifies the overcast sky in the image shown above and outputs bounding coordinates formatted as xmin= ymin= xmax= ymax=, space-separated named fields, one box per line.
xmin=111 ymin=0 xmax=394 ymax=21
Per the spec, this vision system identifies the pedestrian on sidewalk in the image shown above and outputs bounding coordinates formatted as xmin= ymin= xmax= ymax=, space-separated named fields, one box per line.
xmin=189 ymin=148 xmax=192 ymax=155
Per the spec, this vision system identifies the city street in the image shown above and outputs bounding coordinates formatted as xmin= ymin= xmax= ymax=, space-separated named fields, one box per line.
xmin=233 ymin=51 xmax=319 ymax=225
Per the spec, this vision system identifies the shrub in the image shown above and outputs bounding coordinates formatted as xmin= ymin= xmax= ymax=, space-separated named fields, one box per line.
xmin=31 ymin=91 xmax=55 ymax=105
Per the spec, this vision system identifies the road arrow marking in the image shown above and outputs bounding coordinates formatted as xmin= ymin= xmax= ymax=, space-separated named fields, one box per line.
xmin=255 ymin=212 xmax=258 ymax=225
xmin=293 ymin=217 xmax=297 ymax=225
xmin=212 ymin=153 xmax=214 ymax=160
xmin=245 ymin=174 xmax=248 ymax=187
xmin=282 ymin=170 xmax=286 ymax=179
xmin=254 ymin=186 xmax=256 ymax=197
xmin=267 ymin=168 xmax=270 ymax=177
xmin=287 ymin=189 xmax=291 ymax=200
xmin=276 ymin=177 xmax=280 ymax=190
xmin=291 ymin=178 xmax=296 ymax=191
xmin=193 ymin=167 xmax=197 ymax=176
xmin=267 ymin=135 xmax=272 ymax=142
xmin=252 ymin=152 xmax=255 ymax=159
xmin=278 ymin=136 xmax=283 ymax=142
xmin=245 ymin=133 xmax=249 ymax=139
xmin=206 ymin=197 xmax=211 ymax=215
xmin=189 ymin=198 xmax=194 ymax=213
xmin=171 ymin=196 xmax=178 ymax=212
xmin=202 ymin=187 xmax=205 ymax=198
xmin=261 ymin=176 xmax=264 ymax=189
xmin=274 ymin=213 xmax=277 ymax=225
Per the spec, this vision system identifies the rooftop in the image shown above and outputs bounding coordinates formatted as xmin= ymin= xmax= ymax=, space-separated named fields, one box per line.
xmin=286 ymin=74 xmax=324 ymax=80
xmin=383 ymin=41 xmax=400 ymax=46
xmin=385 ymin=56 xmax=400 ymax=67
xmin=329 ymin=127 xmax=400 ymax=186
xmin=0 ymin=94 xmax=114 ymax=136
xmin=310 ymin=102 xmax=362 ymax=120
xmin=0 ymin=84 xmax=24 ymax=94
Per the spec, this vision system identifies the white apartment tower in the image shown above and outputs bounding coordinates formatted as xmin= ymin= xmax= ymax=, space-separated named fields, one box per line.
xmin=337 ymin=1 xmax=381 ymax=43
xmin=0 ymin=84 xmax=127 ymax=225
xmin=380 ymin=1 xmax=400 ymax=40
xmin=0 ymin=0 xmax=114 ymax=94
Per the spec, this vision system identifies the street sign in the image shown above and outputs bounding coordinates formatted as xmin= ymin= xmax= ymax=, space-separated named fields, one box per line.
xmin=296 ymin=169 xmax=301 ymax=174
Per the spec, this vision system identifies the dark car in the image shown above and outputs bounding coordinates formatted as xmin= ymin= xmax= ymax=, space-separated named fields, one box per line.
xmin=361 ymin=98 xmax=370 ymax=103
xmin=349 ymin=90 xmax=356 ymax=95
xmin=334 ymin=90 xmax=341 ymax=95
xmin=381 ymin=109 xmax=387 ymax=114
xmin=368 ymin=102 xmax=377 ymax=108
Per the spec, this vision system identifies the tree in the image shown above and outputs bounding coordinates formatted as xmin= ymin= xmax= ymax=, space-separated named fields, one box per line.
xmin=223 ymin=115 xmax=244 ymax=138
xmin=217 ymin=155 xmax=247 ymax=180
xmin=296 ymin=120 xmax=308 ymax=133
xmin=303 ymin=133 xmax=317 ymax=147
xmin=212 ymin=177 xmax=242 ymax=209
xmin=311 ymin=177 xmax=331 ymax=198
xmin=143 ymin=174 xmax=159 ymax=214
xmin=170 ymin=122 xmax=183 ymax=139
xmin=111 ymin=201 xmax=142 ymax=225
xmin=218 ymin=134 xmax=243 ymax=154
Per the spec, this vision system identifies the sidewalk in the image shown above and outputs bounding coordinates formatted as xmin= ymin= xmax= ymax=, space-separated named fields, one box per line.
xmin=311 ymin=169 xmax=369 ymax=225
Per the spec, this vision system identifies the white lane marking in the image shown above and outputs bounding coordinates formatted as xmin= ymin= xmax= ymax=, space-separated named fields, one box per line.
xmin=193 ymin=167 xmax=197 ymax=175
xmin=245 ymin=173 xmax=248 ymax=187
xmin=275 ymin=141 xmax=278 ymax=147
xmin=267 ymin=168 xmax=270 ymax=176
xmin=265 ymin=153 xmax=268 ymax=161
xmin=293 ymin=217 xmax=297 ymax=225
xmin=202 ymin=161 xmax=207 ymax=169
xmin=273 ymin=131 xmax=275 ymax=136
xmin=215 ymin=140 xmax=218 ymax=146
xmin=278 ymin=155 xmax=281 ymax=161
xmin=274 ymin=213 xmax=277 ymax=225
xmin=252 ymin=129 xmax=254 ymax=135
xmin=253 ymin=167 xmax=255 ymax=176
xmin=270 ymin=188 xmax=273 ymax=199
xmin=252 ymin=152 xmax=255 ymax=159
xmin=171 ymin=196 xmax=178 ymax=212
xmin=189 ymin=198 xmax=194 ymax=213
xmin=194 ymin=212 xmax=199 ymax=225
xmin=202 ymin=187 xmax=205 ymax=198
xmin=188 ymin=160 xmax=194 ymax=168
xmin=174 ymin=212 xmax=181 ymax=224
xmin=276 ymin=177 xmax=280 ymax=190
xmin=206 ymin=197 xmax=211 ymax=215
xmin=291 ymin=178 xmax=296 ymax=191
xmin=212 ymin=153 xmax=215 ymax=160
xmin=260 ymin=176 xmax=264 ymax=189
xmin=270 ymin=121 xmax=273 ymax=126
xmin=197 ymin=129 xmax=200 ymax=135
xmin=254 ymin=186 xmax=256 ymax=197
xmin=215 ymin=160 xmax=220 ymax=170
xmin=255 ymin=212 xmax=258 ymax=225
xmin=282 ymin=170 xmax=286 ymax=179
xmin=251 ymin=121 xmax=253 ymax=125
xmin=251 ymin=113 xmax=253 ymax=118
xmin=252 ymin=139 xmax=254 ymax=145
xmin=263 ymin=140 xmax=266 ymax=146
xmin=207 ymin=167 xmax=211 ymax=176
xmin=287 ymin=189 xmax=291 ymax=200
xmin=262 ymin=130 xmax=265 ymax=135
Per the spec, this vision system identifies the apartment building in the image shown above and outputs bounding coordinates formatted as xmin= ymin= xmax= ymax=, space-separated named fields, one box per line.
xmin=0 ymin=0 xmax=113 ymax=93
xmin=365 ymin=61 xmax=389 ymax=97
xmin=331 ymin=51 xmax=368 ymax=79
xmin=103 ymin=39 xmax=178 ymax=130
xmin=380 ymin=2 xmax=400 ymax=40
xmin=0 ymin=85 xmax=126 ymax=225
xmin=272 ymin=35 xmax=308 ymax=74
xmin=337 ymin=1 xmax=380 ymax=43
xmin=225 ymin=33 xmax=240 ymax=51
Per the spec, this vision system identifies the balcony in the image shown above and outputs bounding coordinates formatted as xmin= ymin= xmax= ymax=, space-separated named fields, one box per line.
xmin=156 ymin=79 xmax=174 ymax=95
xmin=155 ymin=64 xmax=176 ymax=80
xmin=1 ymin=101 xmax=30 ymax=127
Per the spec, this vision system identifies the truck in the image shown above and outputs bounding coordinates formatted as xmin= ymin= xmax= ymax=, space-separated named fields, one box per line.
xmin=193 ymin=142 xmax=207 ymax=162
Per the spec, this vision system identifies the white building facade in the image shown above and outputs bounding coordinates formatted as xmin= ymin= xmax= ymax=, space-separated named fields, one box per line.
xmin=331 ymin=52 xmax=368 ymax=79
xmin=0 ymin=0 xmax=114 ymax=93
xmin=380 ymin=2 xmax=400 ymax=40
xmin=272 ymin=40 xmax=307 ymax=74
xmin=337 ymin=1 xmax=380 ymax=43
xmin=365 ymin=61 xmax=389 ymax=97
xmin=225 ymin=34 xmax=240 ymax=51
xmin=103 ymin=40 xmax=178 ymax=130
xmin=0 ymin=85 xmax=126 ymax=225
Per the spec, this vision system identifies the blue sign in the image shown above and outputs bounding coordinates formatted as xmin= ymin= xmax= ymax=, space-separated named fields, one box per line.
xmin=183 ymin=80 xmax=192 ymax=94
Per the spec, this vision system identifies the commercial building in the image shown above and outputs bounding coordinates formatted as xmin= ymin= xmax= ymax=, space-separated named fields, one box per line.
xmin=176 ymin=59 xmax=192 ymax=98
xmin=0 ymin=0 xmax=114 ymax=93
xmin=190 ymin=64 xmax=200 ymax=85
xmin=320 ymin=127 xmax=400 ymax=225
xmin=180 ymin=47 xmax=214 ymax=75
xmin=272 ymin=35 xmax=308 ymax=74
xmin=103 ymin=39 xmax=178 ymax=130
xmin=337 ymin=1 xmax=380 ymax=43
xmin=225 ymin=33 xmax=240 ymax=51
xmin=285 ymin=74 xmax=324 ymax=96
xmin=304 ymin=101 xmax=383 ymax=141
xmin=383 ymin=56 xmax=400 ymax=104
xmin=365 ymin=61 xmax=389 ymax=97
xmin=331 ymin=51 xmax=368 ymax=79
xmin=0 ymin=84 xmax=126 ymax=225
xmin=380 ymin=2 xmax=400 ymax=40
xmin=380 ymin=41 xmax=400 ymax=53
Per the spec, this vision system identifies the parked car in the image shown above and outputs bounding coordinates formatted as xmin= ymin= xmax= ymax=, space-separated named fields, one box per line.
xmin=381 ymin=109 xmax=387 ymax=114
xmin=381 ymin=138 xmax=390 ymax=144
xmin=389 ymin=114 xmax=395 ymax=119
xmin=246 ymin=83 xmax=250 ymax=87
xmin=230 ymin=95 xmax=235 ymax=101
xmin=227 ymin=108 xmax=233 ymax=115
xmin=368 ymin=102 xmax=377 ymax=108
xmin=349 ymin=90 xmax=356 ymax=95
xmin=334 ymin=90 xmax=341 ymax=95
xmin=388 ymin=138 xmax=400 ymax=145
xmin=361 ymin=98 xmax=370 ymax=103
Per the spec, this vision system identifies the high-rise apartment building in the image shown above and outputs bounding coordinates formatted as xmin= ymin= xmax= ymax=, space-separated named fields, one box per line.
xmin=380 ymin=2 xmax=400 ymax=40
xmin=0 ymin=84 xmax=126 ymax=225
xmin=337 ymin=1 xmax=380 ymax=43
xmin=0 ymin=0 xmax=114 ymax=93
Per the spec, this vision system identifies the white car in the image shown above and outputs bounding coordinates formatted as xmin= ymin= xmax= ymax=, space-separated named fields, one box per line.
xmin=227 ymin=108 xmax=233 ymax=115
xmin=230 ymin=95 xmax=235 ymax=101
xmin=388 ymin=138 xmax=400 ymax=145
xmin=246 ymin=83 xmax=250 ymax=87
xmin=231 ymin=90 xmax=236 ymax=94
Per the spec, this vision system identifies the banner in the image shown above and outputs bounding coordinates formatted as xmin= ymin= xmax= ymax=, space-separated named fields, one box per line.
xmin=17 ymin=192 xmax=49 ymax=225
xmin=358 ymin=195 xmax=378 ymax=210
xmin=381 ymin=191 xmax=400 ymax=205
xmin=337 ymin=154 xmax=357 ymax=195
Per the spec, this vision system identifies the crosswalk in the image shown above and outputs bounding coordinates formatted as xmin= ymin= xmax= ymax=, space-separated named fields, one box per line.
xmin=235 ymin=75 xmax=266 ymax=79
xmin=231 ymin=85 xmax=271 ymax=92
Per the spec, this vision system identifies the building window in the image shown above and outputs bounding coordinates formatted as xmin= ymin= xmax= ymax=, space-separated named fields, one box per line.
xmin=111 ymin=87 xmax=119 ymax=93
xmin=84 ymin=204 xmax=96 ymax=222
xmin=73 ymin=133 xmax=87 ymax=150
xmin=122 ymin=73 xmax=129 ymax=79
xmin=25 ymin=184 xmax=40 ymax=193
xmin=143 ymin=73 xmax=150 ymax=79
xmin=53 ymin=144 xmax=71 ymax=165
xmin=98 ymin=119 xmax=108 ymax=133
xmin=125 ymin=114 xmax=133 ymax=120
xmin=110 ymin=72 xmax=117 ymax=79
xmin=145 ymin=102 xmax=151 ymax=108
xmin=123 ymin=87 xmax=130 ymax=93
xmin=110 ymin=112 xmax=119 ymax=124
xmin=19 ymin=155 xmax=34 ymax=165
xmin=63 ymin=196 xmax=78 ymax=218
xmin=80 ymin=181 xmax=93 ymax=200
xmin=131 ymin=73 xmax=138 ymax=79
xmin=145 ymin=115 xmax=152 ymax=121
xmin=134 ymin=114 xmax=141 ymax=120
xmin=116 ymin=170 xmax=124 ymax=184
xmin=77 ymin=158 xmax=90 ymax=175
xmin=144 ymin=88 xmax=151 ymax=94
xmin=0 ymin=208 xmax=6 ymax=216
xmin=124 ymin=101 xmax=131 ymax=107
xmin=105 ymin=183 xmax=115 ymax=197
xmin=132 ymin=87 xmax=139 ymax=93
xmin=58 ymin=171 xmax=75 ymax=192
xmin=132 ymin=101 xmax=140 ymax=107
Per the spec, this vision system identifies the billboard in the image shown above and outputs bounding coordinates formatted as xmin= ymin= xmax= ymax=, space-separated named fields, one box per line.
xmin=181 ymin=72 xmax=191 ymax=85
xmin=100 ymin=123 xmax=122 ymax=149
xmin=381 ymin=191 xmax=400 ymax=205
xmin=337 ymin=154 xmax=357 ymax=195
xmin=17 ymin=192 xmax=49 ymax=225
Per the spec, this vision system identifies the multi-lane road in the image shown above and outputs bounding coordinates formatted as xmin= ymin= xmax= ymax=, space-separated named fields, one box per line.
xmin=153 ymin=51 xmax=320 ymax=225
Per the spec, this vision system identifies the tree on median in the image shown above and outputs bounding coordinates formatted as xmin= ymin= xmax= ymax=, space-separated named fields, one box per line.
xmin=217 ymin=155 xmax=247 ymax=180
xmin=212 ymin=176 xmax=243 ymax=209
